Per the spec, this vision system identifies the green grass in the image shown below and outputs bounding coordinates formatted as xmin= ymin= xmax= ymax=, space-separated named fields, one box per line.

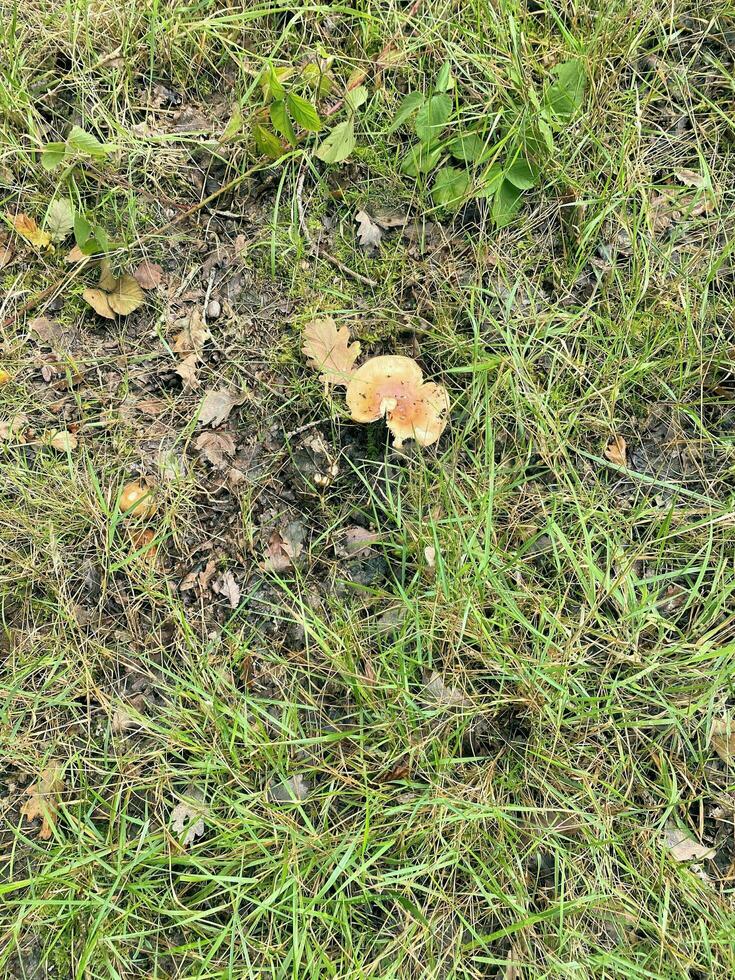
xmin=2 ymin=0 xmax=735 ymax=977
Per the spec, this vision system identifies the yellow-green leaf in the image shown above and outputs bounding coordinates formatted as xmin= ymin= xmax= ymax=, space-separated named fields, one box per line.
xmin=8 ymin=213 xmax=52 ymax=249
xmin=106 ymin=275 xmax=144 ymax=315
xmin=83 ymin=287 xmax=115 ymax=319
xmin=46 ymin=198 xmax=75 ymax=242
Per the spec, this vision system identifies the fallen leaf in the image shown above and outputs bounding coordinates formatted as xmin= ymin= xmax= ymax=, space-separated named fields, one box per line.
xmin=83 ymin=287 xmax=115 ymax=319
xmin=195 ymin=431 xmax=237 ymax=467
xmin=65 ymin=244 xmax=87 ymax=264
xmin=173 ymin=312 xmax=210 ymax=355
xmin=175 ymin=353 xmax=200 ymax=389
xmin=378 ymin=761 xmax=410 ymax=783
xmin=133 ymin=259 xmax=163 ymax=290
xmin=45 ymin=198 xmax=74 ymax=242
xmin=302 ymin=316 xmax=361 ymax=387
xmin=663 ymin=823 xmax=716 ymax=862
xmin=675 ymin=168 xmax=707 ymax=188
xmin=84 ymin=266 xmax=144 ymax=318
xmin=423 ymin=671 xmax=469 ymax=706
xmin=0 ymin=240 xmax=14 ymax=269
xmin=604 ymin=435 xmax=627 ymax=466
xmin=0 ymin=414 xmax=29 ymax=442
xmin=20 ymin=763 xmax=65 ymax=839
xmin=269 ymin=774 xmax=311 ymax=803
xmin=173 ymin=312 xmax=210 ymax=389
xmin=711 ymin=718 xmax=735 ymax=766
xmin=135 ymin=397 xmax=167 ymax=416
xmin=0 ymin=368 xmax=11 ymax=385
xmin=262 ymin=521 xmax=305 ymax=572
xmin=180 ymin=558 xmax=218 ymax=595
xmin=170 ymin=789 xmax=206 ymax=846
xmin=28 ymin=317 xmax=66 ymax=346
xmin=355 ymin=209 xmax=382 ymax=250
xmin=111 ymin=700 xmax=145 ymax=733
xmin=336 ymin=525 xmax=379 ymax=558
xmin=212 ymin=569 xmax=241 ymax=608
xmin=8 ymin=213 xmax=52 ymax=249
xmin=198 ymin=388 xmax=250 ymax=427
xmin=48 ymin=430 xmax=78 ymax=452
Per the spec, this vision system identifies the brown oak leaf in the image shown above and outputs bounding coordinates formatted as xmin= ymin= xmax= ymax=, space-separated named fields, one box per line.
xmin=302 ymin=317 xmax=361 ymax=388
xmin=20 ymin=763 xmax=65 ymax=839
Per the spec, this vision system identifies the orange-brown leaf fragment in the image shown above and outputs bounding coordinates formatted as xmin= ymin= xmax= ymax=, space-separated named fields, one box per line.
xmin=604 ymin=435 xmax=627 ymax=467
xmin=302 ymin=317 xmax=361 ymax=387
xmin=133 ymin=259 xmax=163 ymax=290
xmin=8 ymin=213 xmax=52 ymax=249
xmin=20 ymin=763 xmax=65 ymax=839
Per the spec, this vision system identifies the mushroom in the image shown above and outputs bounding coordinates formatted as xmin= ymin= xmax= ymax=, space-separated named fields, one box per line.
xmin=345 ymin=355 xmax=450 ymax=448
xmin=119 ymin=481 xmax=156 ymax=518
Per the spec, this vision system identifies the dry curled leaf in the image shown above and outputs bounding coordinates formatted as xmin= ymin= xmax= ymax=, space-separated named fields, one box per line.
xmin=604 ymin=435 xmax=627 ymax=466
xmin=675 ymin=168 xmax=707 ymax=188
xmin=212 ymin=569 xmax=241 ymax=608
xmin=170 ymin=791 xmax=206 ymax=847
xmin=20 ymin=763 xmax=65 ymax=839
xmin=663 ymin=823 xmax=716 ymax=862
xmin=173 ymin=312 xmax=210 ymax=389
xmin=198 ymin=388 xmax=250 ymax=427
xmin=195 ymin=431 xmax=237 ymax=467
xmin=302 ymin=317 xmax=361 ymax=388
xmin=48 ymin=430 xmax=78 ymax=452
xmin=133 ymin=259 xmax=163 ymax=290
xmin=262 ymin=522 xmax=305 ymax=572
xmin=8 ymin=212 xmax=52 ymax=249
xmin=336 ymin=526 xmax=379 ymax=558
xmin=355 ymin=209 xmax=382 ymax=250
xmin=0 ymin=414 xmax=29 ymax=442
xmin=710 ymin=717 xmax=735 ymax=766
xmin=83 ymin=263 xmax=144 ymax=318
xmin=29 ymin=316 xmax=66 ymax=346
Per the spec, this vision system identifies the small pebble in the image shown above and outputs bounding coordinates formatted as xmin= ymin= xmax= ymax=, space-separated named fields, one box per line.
xmin=206 ymin=299 xmax=221 ymax=320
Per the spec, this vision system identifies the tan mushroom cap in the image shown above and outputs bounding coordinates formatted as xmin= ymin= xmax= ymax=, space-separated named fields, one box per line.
xmin=345 ymin=355 xmax=450 ymax=447
xmin=346 ymin=356 xmax=423 ymax=422
xmin=387 ymin=381 xmax=450 ymax=448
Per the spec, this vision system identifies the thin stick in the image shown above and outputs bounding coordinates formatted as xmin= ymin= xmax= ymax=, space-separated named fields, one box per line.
xmin=296 ymin=170 xmax=377 ymax=288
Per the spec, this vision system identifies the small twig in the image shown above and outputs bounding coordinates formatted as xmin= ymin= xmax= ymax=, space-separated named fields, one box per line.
xmin=296 ymin=170 xmax=377 ymax=288
xmin=201 ymin=268 xmax=217 ymax=324
xmin=283 ymin=419 xmax=328 ymax=440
